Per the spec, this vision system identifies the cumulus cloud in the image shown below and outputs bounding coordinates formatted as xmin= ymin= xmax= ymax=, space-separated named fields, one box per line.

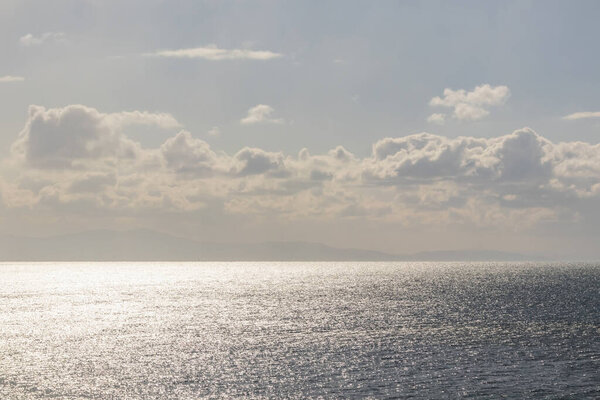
xmin=240 ymin=104 xmax=284 ymax=125
xmin=429 ymin=84 xmax=510 ymax=121
xmin=145 ymin=45 xmax=282 ymax=61
xmin=19 ymin=32 xmax=66 ymax=46
xmin=328 ymin=145 xmax=355 ymax=163
xmin=68 ymin=173 xmax=116 ymax=194
xmin=11 ymin=105 xmax=181 ymax=168
xmin=2 ymin=104 xmax=600 ymax=237
xmin=366 ymin=128 xmax=552 ymax=183
xmin=427 ymin=113 xmax=446 ymax=125
xmin=160 ymin=130 xmax=221 ymax=176
xmin=0 ymin=75 xmax=25 ymax=83
xmin=232 ymin=148 xmax=285 ymax=176
xmin=563 ymin=111 xmax=600 ymax=120
xmin=208 ymin=126 xmax=220 ymax=136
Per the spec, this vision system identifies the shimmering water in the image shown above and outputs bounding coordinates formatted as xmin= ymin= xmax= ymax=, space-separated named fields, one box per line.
xmin=0 ymin=262 xmax=599 ymax=399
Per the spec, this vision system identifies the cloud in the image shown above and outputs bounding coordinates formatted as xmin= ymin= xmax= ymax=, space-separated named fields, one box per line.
xmin=19 ymin=32 xmax=66 ymax=46
xmin=328 ymin=145 xmax=355 ymax=163
xmin=240 ymin=104 xmax=284 ymax=125
xmin=208 ymin=126 xmax=220 ymax=136
xmin=11 ymin=105 xmax=181 ymax=168
xmin=160 ymin=130 xmax=221 ymax=176
xmin=145 ymin=45 xmax=282 ymax=61
xmin=427 ymin=113 xmax=446 ymax=125
xmin=232 ymin=148 xmax=285 ymax=176
xmin=563 ymin=111 xmax=600 ymax=120
xmin=429 ymin=84 xmax=510 ymax=121
xmin=68 ymin=173 xmax=116 ymax=194
xmin=366 ymin=128 xmax=552 ymax=183
xmin=3 ymin=104 xmax=600 ymax=238
xmin=0 ymin=75 xmax=25 ymax=83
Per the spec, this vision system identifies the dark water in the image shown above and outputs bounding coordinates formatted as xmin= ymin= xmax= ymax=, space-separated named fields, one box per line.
xmin=0 ymin=262 xmax=598 ymax=399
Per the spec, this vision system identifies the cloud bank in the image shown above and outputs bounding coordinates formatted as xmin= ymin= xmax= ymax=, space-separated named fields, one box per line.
xmin=2 ymin=104 xmax=599 ymax=238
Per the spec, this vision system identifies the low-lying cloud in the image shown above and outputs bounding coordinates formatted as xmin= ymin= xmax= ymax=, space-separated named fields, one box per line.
xmin=2 ymin=104 xmax=599 ymax=236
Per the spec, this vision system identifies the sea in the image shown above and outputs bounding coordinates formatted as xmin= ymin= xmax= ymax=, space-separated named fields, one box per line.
xmin=0 ymin=262 xmax=598 ymax=399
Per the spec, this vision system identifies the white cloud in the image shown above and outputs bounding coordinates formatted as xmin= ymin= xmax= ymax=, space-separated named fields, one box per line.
xmin=240 ymin=104 xmax=284 ymax=125
xmin=427 ymin=113 xmax=446 ymax=125
xmin=3 ymin=104 xmax=600 ymax=238
xmin=366 ymin=128 xmax=553 ymax=183
xmin=429 ymin=84 xmax=510 ymax=121
xmin=232 ymin=148 xmax=285 ymax=177
xmin=145 ymin=45 xmax=282 ymax=61
xmin=208 ymin=126 xmax=220 ymax=136
xmin=19 ymin=32 xmax=66 ymax=46
xmin=563 ymin=111 xmax=600 ymax=120
xmin=11 ymin=105 xmax=181 ymax=168
xmin=0 ymin=75 xmax=25 ymax=83
xmin=328 ymin=145 xmax=355 ymax=162
xmin=453 ymin=103 xmax=489 ymax=121
xmin=160 ymin=130 xmax=221 ymax=176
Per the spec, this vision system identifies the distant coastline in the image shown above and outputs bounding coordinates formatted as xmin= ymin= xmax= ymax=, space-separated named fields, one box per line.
xmin=0 ymin=229 xmax=550 ymax=262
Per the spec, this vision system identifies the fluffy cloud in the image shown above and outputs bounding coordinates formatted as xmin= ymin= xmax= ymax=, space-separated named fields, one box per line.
xmin=365 ymin=128 xmax=552 ymax=184
xmin=68 ymin=173 xmax=116 ymax=194
xmin=0 ymin=75 xmax=25 ymax=83
xmin=429 ymin=84 xmax=510 ymax=122
xmin=19 ymin=32 xmax=66 ymax=46
xmin=11 ymin=105 xmax=180 ymax=168
xmin=427 ymin=113 xmax=446 ymax=125
xmin=145 ymin=45 xmax=282 ymax=61
xmin=3 ymin=104 xmax=599 ymax=235
xmin=240 ymin=104 xmax=284 ymax=125
xmin=160 ymin=130 xmax=221 ymax=176
xmin=563 ymin=111 xmax=600 ymax=120
xmin=232 ymin=148 xmax=286 ymax=176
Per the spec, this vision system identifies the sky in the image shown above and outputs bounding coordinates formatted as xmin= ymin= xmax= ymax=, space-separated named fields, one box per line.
xmin=0 ymin=0 xmax=599 ymax=258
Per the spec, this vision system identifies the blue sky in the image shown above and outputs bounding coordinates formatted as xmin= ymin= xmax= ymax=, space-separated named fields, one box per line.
xmin=1 ymin=1 xmax=599 ymax=257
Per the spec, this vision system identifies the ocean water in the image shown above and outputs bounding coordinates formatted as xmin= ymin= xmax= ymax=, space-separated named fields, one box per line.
xmin=0 ymin=262 xmax=598 ymax=399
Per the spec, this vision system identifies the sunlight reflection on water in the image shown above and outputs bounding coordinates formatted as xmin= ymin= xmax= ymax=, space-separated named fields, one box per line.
xmin=1 ymin=262 xmax=599 ymax=398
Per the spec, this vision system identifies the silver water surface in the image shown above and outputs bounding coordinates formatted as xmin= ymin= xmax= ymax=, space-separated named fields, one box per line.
xmin=1 ymin=262 xmax=599 ymax=399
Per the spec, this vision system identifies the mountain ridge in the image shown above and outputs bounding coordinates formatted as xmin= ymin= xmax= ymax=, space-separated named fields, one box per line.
xmin=0 ymin=229 xmax=547 ymax=261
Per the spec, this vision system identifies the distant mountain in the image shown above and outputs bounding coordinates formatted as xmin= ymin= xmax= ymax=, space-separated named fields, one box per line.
xmin=405 ymin=249 xmax=544 ymax=262
xmin=0 ymin=229 xmax=545 ymax=261
xmin=0 ymin=229 xmax=395 ymax=261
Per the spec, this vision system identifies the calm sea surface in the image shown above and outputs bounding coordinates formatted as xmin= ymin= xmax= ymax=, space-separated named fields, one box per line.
xmin=0 ymin=262 xmax=598 ymax=399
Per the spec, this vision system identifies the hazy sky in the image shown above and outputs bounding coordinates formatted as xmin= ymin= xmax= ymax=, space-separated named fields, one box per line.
xmin=1 ymin=0 xmax=599 ymax=258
